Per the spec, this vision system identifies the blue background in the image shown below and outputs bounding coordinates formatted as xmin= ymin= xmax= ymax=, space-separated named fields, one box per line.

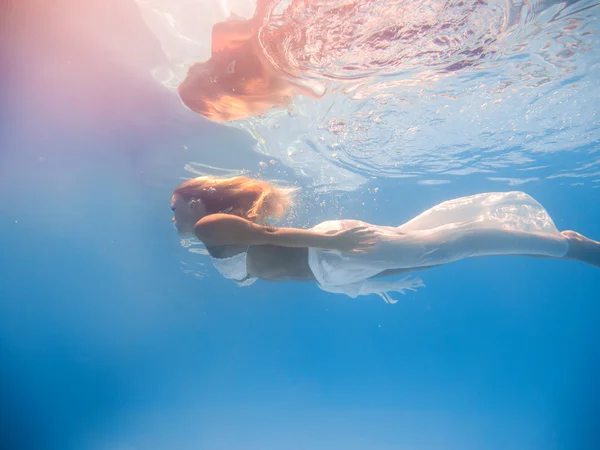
xmin=1 ymin=1 xmax=599 ymax=449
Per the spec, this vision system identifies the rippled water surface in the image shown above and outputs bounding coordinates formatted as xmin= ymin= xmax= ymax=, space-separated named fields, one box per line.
xmin=136 ymin=0 xmax=600 ymax=191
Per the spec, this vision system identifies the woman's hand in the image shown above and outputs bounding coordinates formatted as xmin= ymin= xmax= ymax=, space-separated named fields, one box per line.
xmin=331 ymin=226 xmax=377 ymax=253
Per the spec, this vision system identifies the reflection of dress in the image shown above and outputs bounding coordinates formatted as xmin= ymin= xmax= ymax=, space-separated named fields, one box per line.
xmin=308 ymin=192 xmax=568 ymax=303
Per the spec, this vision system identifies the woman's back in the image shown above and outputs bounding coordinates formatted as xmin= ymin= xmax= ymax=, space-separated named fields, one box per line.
xmin=247 ymin=245 xmax=315 ymax=282
xmin=208 ymin=244 xmax=315 ymax=282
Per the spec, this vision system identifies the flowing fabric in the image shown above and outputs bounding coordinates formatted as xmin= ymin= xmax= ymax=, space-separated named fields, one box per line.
xmin=308 ymin=191 xmax=568 ymax=302
xmin=210 ymin=251 xmax=258 ymax=286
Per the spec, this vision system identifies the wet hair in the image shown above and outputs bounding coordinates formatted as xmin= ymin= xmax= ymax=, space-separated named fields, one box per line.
xmin=173 ymin=175 xmax=293 ymax=222
xmin=177 ymin=51 xmax=290 ymax=122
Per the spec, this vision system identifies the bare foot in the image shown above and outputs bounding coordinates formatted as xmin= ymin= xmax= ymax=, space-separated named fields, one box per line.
xmin=561 ymin=230 xmax=600 ymax=268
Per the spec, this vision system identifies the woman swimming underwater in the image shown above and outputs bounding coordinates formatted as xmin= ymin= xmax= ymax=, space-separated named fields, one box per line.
xmin=171 ymin=176 xmax=599 ymax=302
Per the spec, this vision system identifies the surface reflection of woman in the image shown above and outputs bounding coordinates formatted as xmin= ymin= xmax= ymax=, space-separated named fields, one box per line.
xmin=171 ymin=175 xmax=600 ymax=302
xmin=178 ymin=1 xmax=317 ymax=121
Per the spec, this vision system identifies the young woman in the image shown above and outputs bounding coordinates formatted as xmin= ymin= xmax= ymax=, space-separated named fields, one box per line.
xmin=171 ymin=175 xmax=599 ymax=302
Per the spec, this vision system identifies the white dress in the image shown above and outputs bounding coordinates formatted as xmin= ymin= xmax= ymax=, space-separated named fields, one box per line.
xmin=307 ymin=191 xmax=568 ymax=303
xmin=210 ymin=251 xmax=257 ymax=286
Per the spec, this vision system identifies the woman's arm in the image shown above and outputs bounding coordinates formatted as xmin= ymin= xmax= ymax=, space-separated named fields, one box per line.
xmin=195 ymin=214 xmax=375 ymax=252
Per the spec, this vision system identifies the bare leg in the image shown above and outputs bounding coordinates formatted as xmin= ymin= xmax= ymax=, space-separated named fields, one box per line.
xmin=360 ymin=226 xmax=570 ymax=273
xmin=369 ymin=230 xmax=600 ymax=274
xmin=561 ymin=230 xmax=600 ymax=268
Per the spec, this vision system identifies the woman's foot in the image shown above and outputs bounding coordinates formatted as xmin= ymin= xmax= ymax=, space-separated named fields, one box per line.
xmin=561 ymin=230 xmax=600 ymax=268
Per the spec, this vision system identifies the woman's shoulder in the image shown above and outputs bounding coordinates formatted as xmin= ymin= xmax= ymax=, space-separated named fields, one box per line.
xmin=195 ymin=214 xmax=256 ymax=245
xmin=196 ymin=213 xmax=250 ymax=229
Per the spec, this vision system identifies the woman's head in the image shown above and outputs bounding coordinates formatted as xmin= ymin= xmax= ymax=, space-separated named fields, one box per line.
xmin=171 ymin=175 xmax=293 ymax=235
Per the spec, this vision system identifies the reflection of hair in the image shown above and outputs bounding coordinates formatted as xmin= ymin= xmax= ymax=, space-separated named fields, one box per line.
xmin=173 ymin=176 xmax=293 ymax=222
xmin=178 ymin=51 xmax=289 ymax=121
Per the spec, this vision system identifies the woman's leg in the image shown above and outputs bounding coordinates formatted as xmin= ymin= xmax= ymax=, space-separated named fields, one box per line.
xmin=366 ymin=229 xmax=600 ymax=275
xmin=365 ymin=225 xmax=572 ymax=270
xmin=308 ymin=215 xmax=598 ymax=289
xmin=561 ymin=231 xmax=600 ymax=267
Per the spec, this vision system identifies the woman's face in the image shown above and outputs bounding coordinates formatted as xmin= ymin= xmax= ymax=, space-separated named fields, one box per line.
xmin=170 ymin=194 xmax=208 ymax=236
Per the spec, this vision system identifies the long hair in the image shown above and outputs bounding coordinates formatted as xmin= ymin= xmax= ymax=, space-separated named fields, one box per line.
xmin=173 ymin=175 xmax=294 ymax=222
xmin=178 ymin=56 xmax=291 ymax=122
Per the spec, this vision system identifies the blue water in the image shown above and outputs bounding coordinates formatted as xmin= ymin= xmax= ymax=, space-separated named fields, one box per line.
xmin=2 ymin=1 xmax=600 ymax=450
